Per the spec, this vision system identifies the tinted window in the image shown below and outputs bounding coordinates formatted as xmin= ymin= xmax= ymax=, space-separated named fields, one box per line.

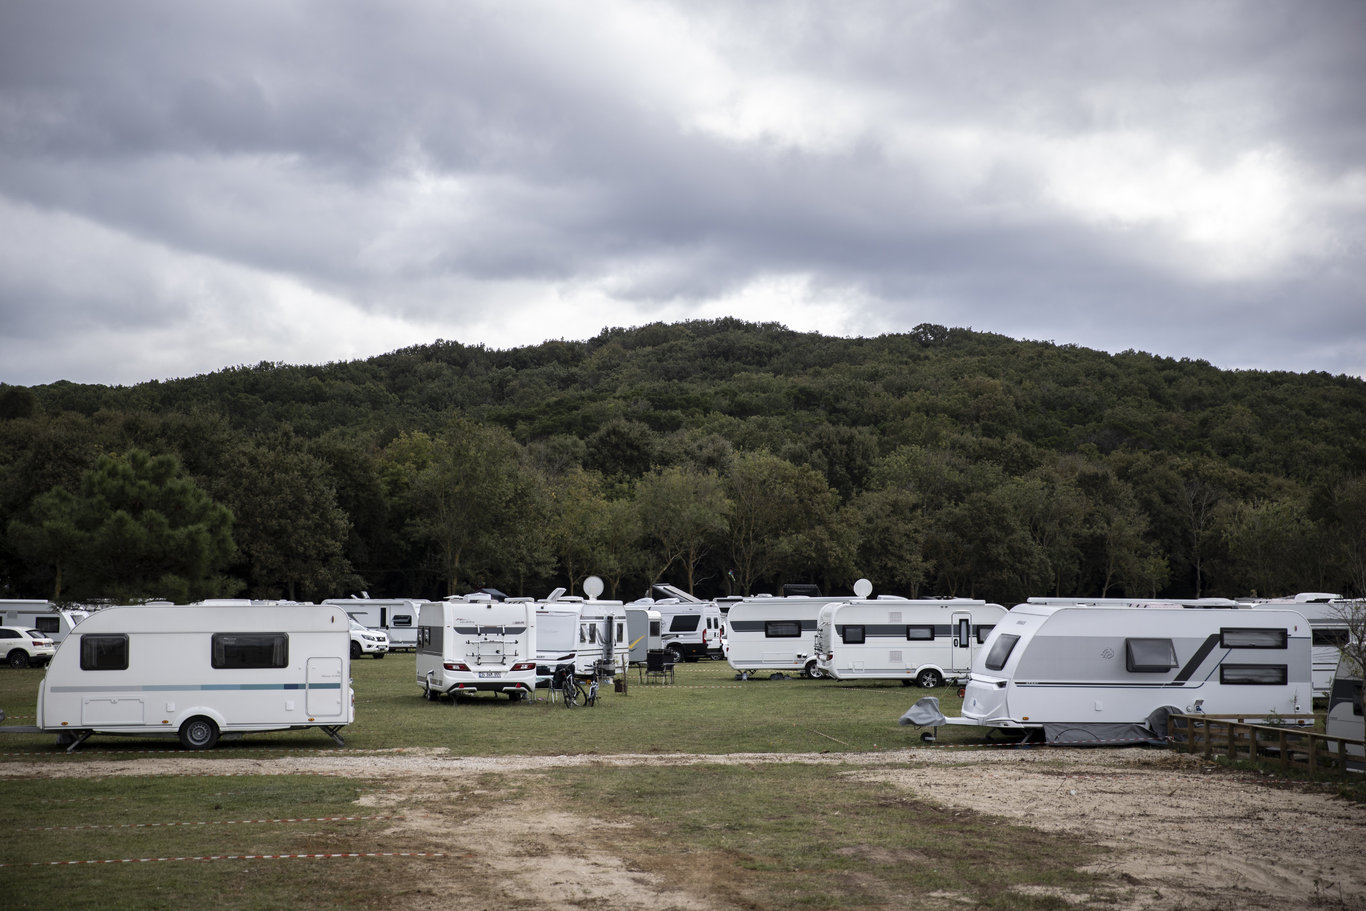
xmin=211 ymin=633 xmax=288 ymax=669
xmin=34 ymin=617 xmax=58 ymax=634
xmin=1312 ymin=628 xmax=1350 ymax=648
xmin=670 ymin=615 xmax=701 ymax=633
xmin=1220 ymin=628 xmax=1287 ymax=649
xmin=765 ymin=620 xmax=801 ymax=638
xmin=81 ymin=635 xmax=129 ymax=671
xmin=1126 ymin=638 xmax=1177 ymax=673
xmin=976 ymin=625 xmax=995 ymax=644
xmin=1220 ymin=664 xmax=1288 ymax=685
xmin=0 ymin=630 xmax=15 ymax=640
xmin=984 ymin=634 xmax=1019 ymax=671
xmin=392 ymin=614 xmax=413 ymax=628
xmin=905 ymin=626 xmax=934 ymax=641
xmin=841 ymin=625 xmax=866 ymax=645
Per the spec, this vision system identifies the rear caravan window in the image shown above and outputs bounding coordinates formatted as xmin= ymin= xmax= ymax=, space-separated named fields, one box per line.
xmin=670 ymin=615 xmax=701 ymax=633
xmin=1220 ymin=628 xmax=1288 ymax=649
xmin=905 ymin=625 xmax=934 ymax=641
xmin=976 ymin=625 xmax=995 ymax=644
xmin=1312 ymin=628 xmax=1349 ymax=648
xmin=212 ymin=633 xmax=288 ymax=669
xmin=1125 ymin=638 xmax=1177 ymax=673
xmin=984 ymin=634 xmax=1019 ymax=671
xmin=80 ymin=635 xmax=129 ymax=671
xmin=1220 ymin=664 xmax=1288 ymax=685
xmin=840 ymin=625 xmax=866 ymax=645
xmin=764 ymin=620 xmax=801 ymax=638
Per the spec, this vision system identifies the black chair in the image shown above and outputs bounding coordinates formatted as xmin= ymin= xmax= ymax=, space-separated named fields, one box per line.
xmin=642 ymin=649 xmax=675 ymax=684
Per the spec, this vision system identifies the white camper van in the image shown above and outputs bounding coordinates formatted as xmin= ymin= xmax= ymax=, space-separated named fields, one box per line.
xmin=416 ymin=595 xmax=537 ymax=701
xmin=647 ymin=585 xmax=723 ymax=663
xmin=32 ymin=601 xmax=353 ymax=751
xmin=910 ymin=602 xmax=1312 ymax=745
xmin=813 ymin=598 xmax=1006 ymax=687
xmin=324 ymin=597 xmax=425 ymax=651
xmin=0 ymin=601 xmax=89 ymax=645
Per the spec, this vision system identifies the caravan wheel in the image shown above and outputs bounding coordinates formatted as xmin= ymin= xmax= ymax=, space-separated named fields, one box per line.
xmin=803 ymin=660 xmax=824 ymax=679
xmin=178 ymin=716 xmax=220 ymax=751
xmin=915 ymin=668 xmax=943 ymax=689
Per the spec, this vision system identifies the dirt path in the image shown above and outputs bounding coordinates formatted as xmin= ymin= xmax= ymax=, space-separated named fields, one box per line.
xmin=5 ymin=747 xmax=1363 ymax=910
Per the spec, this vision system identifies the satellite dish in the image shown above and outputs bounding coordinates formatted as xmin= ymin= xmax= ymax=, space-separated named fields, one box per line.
xmin=853 ymin=578 xmax=873 ymax=599
xmin=583 ymin=576 xmax=605 ymax=600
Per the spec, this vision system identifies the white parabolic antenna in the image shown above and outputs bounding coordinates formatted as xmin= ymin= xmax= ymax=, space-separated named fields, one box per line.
xmin=583 ymin=575 xmax=605 ymax=600
xmin=853 ymin=578 xmax=873 ymax=599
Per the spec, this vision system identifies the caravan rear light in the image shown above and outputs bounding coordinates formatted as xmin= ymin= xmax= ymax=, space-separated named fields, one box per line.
xmin=510 ymin=661 xmax=537 ymax=672
xmin=444 ymin=662 xmax=470 ymax=672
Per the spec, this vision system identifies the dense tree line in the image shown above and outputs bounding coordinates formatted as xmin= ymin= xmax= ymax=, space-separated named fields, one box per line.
xmin=3 ymin=320 xmax=1365 ymax=606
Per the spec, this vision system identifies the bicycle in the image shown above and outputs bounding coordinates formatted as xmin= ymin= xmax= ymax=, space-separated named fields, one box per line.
xmin=554 ymin=662 xmax=603 ymax=707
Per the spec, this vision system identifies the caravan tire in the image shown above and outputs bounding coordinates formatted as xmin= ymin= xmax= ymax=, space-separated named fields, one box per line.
xmin=179 ymin=716 xmax=220 ymax=751
xmin=803 ymin=661 xmax=824 ymax=679
xmin=915 ymin=668 xmax=943 ymax=689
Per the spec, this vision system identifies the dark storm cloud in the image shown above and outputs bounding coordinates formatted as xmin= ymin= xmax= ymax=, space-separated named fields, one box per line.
xmin=0 ymin=0 xmax=1362 ymax=385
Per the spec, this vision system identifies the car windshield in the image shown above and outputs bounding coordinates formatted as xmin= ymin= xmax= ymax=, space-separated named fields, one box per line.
xmin=349 ymin=620 xmax=367 ymax=631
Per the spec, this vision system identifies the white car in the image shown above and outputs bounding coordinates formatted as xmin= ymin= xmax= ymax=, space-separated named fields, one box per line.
xmin=0 ymin=626 xmax=56 ymax=668
xmin=349 ymin=619 xmax=390 ymax=659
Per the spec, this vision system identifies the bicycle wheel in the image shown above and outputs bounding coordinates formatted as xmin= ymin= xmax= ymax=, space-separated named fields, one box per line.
xmin=562 ymin=677 xmax=581 ymax=707
xmin=586 ymin=681 xmax=598 ymax=707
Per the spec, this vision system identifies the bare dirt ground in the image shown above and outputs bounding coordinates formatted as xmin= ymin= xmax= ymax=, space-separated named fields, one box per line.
xmin=6 ymin=747 xmax=1364 ymax=910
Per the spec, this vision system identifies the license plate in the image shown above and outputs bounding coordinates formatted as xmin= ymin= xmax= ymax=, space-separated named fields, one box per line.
xmin=478 ymin=671 xmax=502 ymax=679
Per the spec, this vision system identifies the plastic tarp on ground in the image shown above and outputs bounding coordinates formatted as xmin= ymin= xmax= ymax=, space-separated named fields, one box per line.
xmin=1041 ymin=706 xmax=1181 ymax=746
xmin=898 ymin=696 xmax=946 ymax=727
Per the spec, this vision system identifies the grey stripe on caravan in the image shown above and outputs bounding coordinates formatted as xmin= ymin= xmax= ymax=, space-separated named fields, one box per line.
xmin=48 ymin=683 xmax=341 ymax=693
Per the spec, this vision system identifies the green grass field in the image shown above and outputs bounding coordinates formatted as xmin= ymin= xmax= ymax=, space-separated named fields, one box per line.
xmin=0 ymin=656 xmax=1111 ymax=910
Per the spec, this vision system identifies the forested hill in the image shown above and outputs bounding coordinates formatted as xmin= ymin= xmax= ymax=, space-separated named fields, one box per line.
xmin=3 ymin=319 xmax=1365 ymax=606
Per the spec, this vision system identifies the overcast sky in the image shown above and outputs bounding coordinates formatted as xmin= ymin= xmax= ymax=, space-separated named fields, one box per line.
xmin=2 ymin=1 xmax=1363 ymax=387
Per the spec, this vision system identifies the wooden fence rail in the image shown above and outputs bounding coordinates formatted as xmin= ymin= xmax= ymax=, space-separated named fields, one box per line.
xmin=1169 ymin=714 xmax=1364 ymax=779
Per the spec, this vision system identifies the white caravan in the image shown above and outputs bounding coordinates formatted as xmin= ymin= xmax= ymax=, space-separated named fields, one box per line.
xmin=813 ymin=598 xmax=1007 ymax=687
xmin=416 ymin=596 xmax=537 ymax=701
xmin=31 ymin=601 xmax=353 ymax=751
xmin=720 ymin=579 xmax=890 ymax=677
xmin=532 ymin=578 xmax=628 ymax=679
xmin=324 ymin=597 xmax=425 ymax=651
xmin=908 ymin=602 xmax=1312 ymax=745
xmin=1325 ymin=650 xmax=1363 ymax=767
xmin=0 ymin=601 xmax=89 ymax=644
xmin=625 ymin=607 xmax=662 ymax=665
xmin=1244 ymin=594 xmax=1351 ymax=699
xmin=647 ymin=584 xmax=723 ymax=663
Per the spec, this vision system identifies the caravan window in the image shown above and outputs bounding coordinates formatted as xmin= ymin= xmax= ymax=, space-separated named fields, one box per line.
xmin=1312 ymin=628 xmax=1350 ymax=648
xmin=670 ymin=615 xmax=701 ymax=633
xmin=33 ymin=616 xmax=58 ymax=634
xmin=976 ymin=625 xmax=995 ymax=644
xmin=1220 ymin=628 xmax=1288 ymax=649
xmin=80 ymin=635 xmax=128 ymax=671
xmin=1220 ymin=664 xmax=1288 ymax=685
xmin=905 ymin=626 xmax=935 ymax=641
xmin=840 ymin=625 xmax=866 ymax=645
xmin=984 ymin=634 xmax=1019 ymax=671
xmin=212 ymin=633 xmax=288 ymax=669
xmin=392 ymin=614 xmax=413 ymax=628
xmin=765 ymin=621 xmax=801 ymax=638
xmin=1125 ymin=638 xmax=1177 ymax=673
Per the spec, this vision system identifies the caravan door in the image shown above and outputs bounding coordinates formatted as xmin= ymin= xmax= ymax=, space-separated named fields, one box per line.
xmin=950 ymin=612 xmax=973 ymax=673
xmin=307 ymin=657 xmax=344 ymax=716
